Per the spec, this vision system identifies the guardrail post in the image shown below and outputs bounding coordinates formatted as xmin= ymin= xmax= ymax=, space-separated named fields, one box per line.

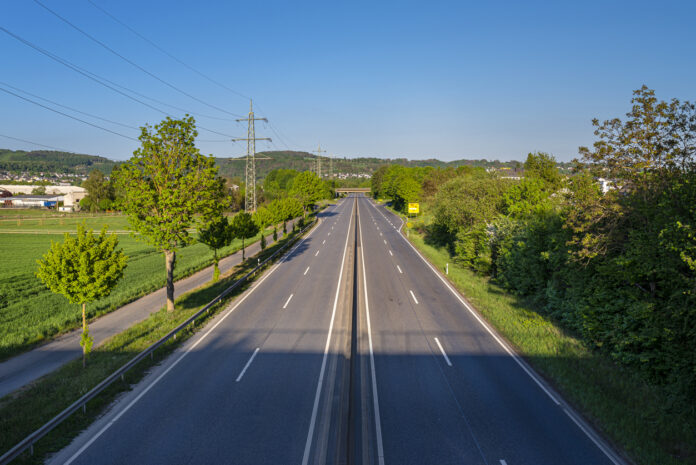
xmin=82 ymin=404 xmax=86 ymax=414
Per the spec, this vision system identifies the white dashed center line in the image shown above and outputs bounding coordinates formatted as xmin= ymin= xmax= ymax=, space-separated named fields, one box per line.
xmin=304 ymin=266 xmax=310 ymax=276
xmin=409 ymin=290 xmax=419 ymax=304
xmin=236 ymin=348 xmax=260 ymax=382
xmin=434 ymin=337 xmax=452 ymax=367
xmin=396 ymin=265 xmax=403 ymax=274
xmin=283 ymin=294 xmax=294 ymax=309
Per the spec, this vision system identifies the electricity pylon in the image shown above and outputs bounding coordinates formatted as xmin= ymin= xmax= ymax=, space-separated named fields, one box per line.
xmin=313 ymin=144 xmax=326 ymax=178
xmin=233 ymin=100 xmax=271 ymax=213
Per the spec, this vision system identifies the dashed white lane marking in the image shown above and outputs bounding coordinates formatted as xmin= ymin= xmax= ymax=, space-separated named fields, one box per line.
xmin=434 ymin=337 xmax=452 ymax=367
xmin=236 ymin=348 xmax=260 ymax=382
xmin=358 ymin=201 xmax=386 ymax=465
xmin=302 ymin=199 xmax=355 ymax=465
xmin=388 ymin=250 xmax=393 ymax=256
xmin=396 ymin=265 xmax=403 ymax=274
xmin=283 ymin=294 xmax=294 ymax=309
xmin=500 ymin=461 xmax=508 ymax=465
xmin=409 ymin=290 xmax=419 ymax=304
xmin=328 ymin=232 xmax=331 ymax=236
xmin=322 ymin=240 xmax=326 ymax=245
xmin=383 ymin=239 xmax=387 ymax=245
xmin=61 ymin=216 xmax=321 ymax=465
xmin=315 ymin=250 xmax=320 ymax=256
xmin=304 ymin=266 xmax=310 ymax=276
xmin=380 ymin=232 xmax=383 ymax=236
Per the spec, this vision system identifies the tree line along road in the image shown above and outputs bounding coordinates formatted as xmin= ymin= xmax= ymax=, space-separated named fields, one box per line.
xmin=47 ymin=194 xmax=625 ymax=465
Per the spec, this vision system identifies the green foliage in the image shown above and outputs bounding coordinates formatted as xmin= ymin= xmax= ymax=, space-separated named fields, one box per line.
xmin=230 ymin=212 xmax=259 ymax=260
xmin=198 ymin=216 xmax=233 ymax=282
xmin=253 ymin=206 xmax=274 ymax=229
xmin=31 ymin=185 xmax=46 ymax=195
xmin=268 ymin=197 xmax=304 ymax=222
xmin=290 ymin=171 xmax=330 ymax=214
xmin=36 ymin=224 xmax=127 ymax=365
xmin=260 ymin=232 xmax=266 ymax=250
xmin=35 ymin=224 xmax=127 ymax=305
xmin=379 ymin=165 xmax=424 ymax=211
xmin=81 ymin=169 xmax=115 ymax=212
xmin=115 ymin=116 xmax=226 ymax=254
xmin=524 ymin=152 xmax=562 ymax=188
xmin=273 ymin=227 xmax=278 ymax=241
xmin=502 ymin=177 xmax=555 ymax=218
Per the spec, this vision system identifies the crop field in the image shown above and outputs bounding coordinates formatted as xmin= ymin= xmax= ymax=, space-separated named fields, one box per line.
xmin=0 ymin=213 xmax=264 ymax=361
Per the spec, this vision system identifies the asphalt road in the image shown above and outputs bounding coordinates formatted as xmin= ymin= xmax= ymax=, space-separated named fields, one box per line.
xmin=46 ymin=195 xmax=625 ymax=465
xmin=0 ymin=219 xmax=298 ymax=399
xmin=48 ymin=198 xmax=356 ymax=465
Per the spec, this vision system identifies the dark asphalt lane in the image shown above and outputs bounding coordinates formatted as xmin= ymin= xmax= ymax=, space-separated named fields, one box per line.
xmin=49 ymin=198 xmax=357 ymax=465
xmin=0 ymin=218 xmax=300 ymax=399
xmin=356 ymin=195 xmax=621 ymax=465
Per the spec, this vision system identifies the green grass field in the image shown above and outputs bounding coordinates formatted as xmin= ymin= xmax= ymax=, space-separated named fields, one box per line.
xmin=0 ymin=213 xmax=271 ymax=361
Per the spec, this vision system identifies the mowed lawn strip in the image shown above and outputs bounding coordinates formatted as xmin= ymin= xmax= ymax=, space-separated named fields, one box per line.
xmin=0 ymin=214 xmax=276 ymax=361
xmin=403 ymin=227 xmax=695 ymax=465
xmin=0 ymin=224 xmax=309 ymax=464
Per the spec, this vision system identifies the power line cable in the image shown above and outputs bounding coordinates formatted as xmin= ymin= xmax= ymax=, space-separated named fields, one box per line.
xmin=0 ymin=80 xmax=138 ymax=130
xmin=0 ymin=133 xmax=70 ymax=152
xmin=33 ymin=0 xmax=244 ymax=118
xmin=0 ymin=26 xmax=234 ymax=138
xmin=86 ymin=0 xmax=251 ymax=102
xmin=83 ymin=1 xmax=303 ymax=152
xmin=0 ymin=85 xmax=139 ymax=141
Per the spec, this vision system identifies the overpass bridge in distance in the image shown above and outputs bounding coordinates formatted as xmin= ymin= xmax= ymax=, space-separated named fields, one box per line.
xmin=335 ymin=187 xmax=370 ymax=194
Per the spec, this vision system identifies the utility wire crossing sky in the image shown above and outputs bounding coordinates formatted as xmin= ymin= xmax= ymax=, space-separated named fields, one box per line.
xmin=1 ymin=0 xmax=695 ymax=162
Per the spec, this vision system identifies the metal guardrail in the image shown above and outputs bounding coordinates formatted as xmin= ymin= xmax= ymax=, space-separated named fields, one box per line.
xmin=0 ymin=218 xmax=317 ymax=465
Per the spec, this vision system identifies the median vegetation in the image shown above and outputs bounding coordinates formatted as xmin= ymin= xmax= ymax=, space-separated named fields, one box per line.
xmin=376 ymin=87 xmax=696 ymax=464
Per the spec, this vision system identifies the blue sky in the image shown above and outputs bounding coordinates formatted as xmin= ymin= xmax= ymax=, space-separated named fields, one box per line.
xmin=1 ymin=0 xmax=695 ymax=162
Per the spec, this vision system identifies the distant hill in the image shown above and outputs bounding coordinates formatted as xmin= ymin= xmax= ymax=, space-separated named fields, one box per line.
xmin=215 ymin=151 xmax=531 ymax=180
xmin=0 ymin=149 xmax=117 ymax=175
xmin=1 ymin=147 xmax=546 ymax=181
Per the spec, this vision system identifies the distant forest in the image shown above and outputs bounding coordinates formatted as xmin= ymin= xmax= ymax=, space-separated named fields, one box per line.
xmin=1 ymin=148 xmax=560 ymax=180
xmin=0 ymin=149 xmax=117 ymax=175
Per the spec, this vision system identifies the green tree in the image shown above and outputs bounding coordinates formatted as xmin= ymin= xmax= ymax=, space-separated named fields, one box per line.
xmin=36 ymin=224 xmax=127 ymax=367
xmin=291 ymin=171 xmax=329 ymax=215
xmin=115 ymin=116 xmax=226 ymax=311
xmin=82 ymin=169 xmax=114 ymax=212
xmin=523 ymin=152 xmax=562 ymax=188
xmin=273 ymin=227 xmax=278 ymax=241
xmin=230 ymin=212 xmax=259 ymax=261
xmin=198 ymin=216 xmax=233 ymax=282
xmin=260 ymin=231 xmax=267 ymax=250
xmin=31 ymin=185 xmax=46 ymax=195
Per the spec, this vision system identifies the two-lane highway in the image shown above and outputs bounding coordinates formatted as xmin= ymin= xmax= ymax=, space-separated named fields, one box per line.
xmin=49 ymin=197 xmax=358 ymax=465
xmin=354 ymin=195 xmax=622 ymax=465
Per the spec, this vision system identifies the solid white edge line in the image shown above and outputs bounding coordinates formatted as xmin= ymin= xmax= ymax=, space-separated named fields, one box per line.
xmin=434 ymin=337 xmax=452 ymax=367
xmin=371 ymin=201 xmax=625 ymax=465
xmin=304 ymin=266 xmax=310 ymax=276
xmin=357 ymin=199 xmax=386 ymax=465
xmin=409 ymin=290 xmax=419 ymax=304
xmin=283 ymin=293 xmax=294 ymax=309
xmin=63 ymin=218 xmax=322 ymax=465
xmin=396 ymin=265 xmax=403 ymax=274
xmin=301 ymin=199 xmax=355 ymax=465
xmin=235 ymin=348 xmax=260 ymax=382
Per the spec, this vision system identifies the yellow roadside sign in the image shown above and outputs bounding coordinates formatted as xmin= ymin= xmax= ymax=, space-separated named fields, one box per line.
xmin=408 ymin=203 xmax=419 ymax=214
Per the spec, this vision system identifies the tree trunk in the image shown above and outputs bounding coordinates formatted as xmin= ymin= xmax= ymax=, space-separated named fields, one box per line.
xmin=213 ymin=249 xmax=219 ymax=282
xmin=82 ymin=302 xmax=86 ymax=368
xmin=165 ymin=250 xmax=176 ymax=312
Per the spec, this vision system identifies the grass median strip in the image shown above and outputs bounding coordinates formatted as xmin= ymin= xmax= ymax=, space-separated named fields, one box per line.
xmin=405 ymin=227 xmax=695 ymax=465
xmin=0 ymin=223 xmax=311 ymax=465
